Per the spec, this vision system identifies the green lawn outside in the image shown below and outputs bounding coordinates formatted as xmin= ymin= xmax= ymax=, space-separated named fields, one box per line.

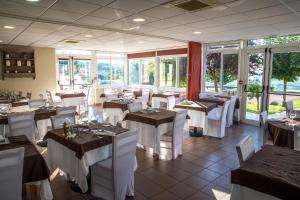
xmin=246 ymin=100 xmax=300 ymax=114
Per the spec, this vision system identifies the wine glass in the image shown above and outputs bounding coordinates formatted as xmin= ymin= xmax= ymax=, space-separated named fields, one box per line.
xmin=80 ymin=112 xmax=89 ymax=124
xmin=289 ymin=110 xmax=296 ymax=128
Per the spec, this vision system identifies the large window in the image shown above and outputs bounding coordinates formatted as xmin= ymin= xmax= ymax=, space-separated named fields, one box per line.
xmin=97 ymin=53 xmax=124 ymax=86
xmin=204 ymin=47 xmax=239 ymax=94
xmin=248 ymin=34 xmax=300 ymax=47
xmin=159 ymin=56 xmax=187 ymax=88
xmin=128 ymin=58 xmax=155 ymax=86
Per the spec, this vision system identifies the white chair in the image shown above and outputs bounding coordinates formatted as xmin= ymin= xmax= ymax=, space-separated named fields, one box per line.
xmin=160 ymin=109 xmax=188 ymax=159
xmin=260 ymin=111 xmax=269 ymax=146
xmin=46 ymin=90 xmax=61 ymax=107
xmin=128 ymin=102 xmax=143 ymax=113
xmin=226 ymin=96 xmax=238 ymax=127
xmin=7 ymin=111 xmax=36 ymax=141
xmin=56 ymin=106 xmax=77 ymax=115
xmin=285 ymin=100 xmax=293 ymax=116
xmin=28 ymin=99 xmax=46 ymax=108
xmin=136 ymin=92 xmax=149 ymax=109
xmin=0 ymin=147 xmax=24 ymax=200
xmin=50 ymin=113 xmax=76 ymax=129
xmin=236 ymin=135 xmax=255 ymax=164
xmin=166 ymin=96 xmax=176 ymax=110
xmin=207 ymin=100 xmax=230 ymax=138
xmin=294 ymin=126 xmax=300 ymax=151
xmin=91 ymin=129 xmax=138 ymax=200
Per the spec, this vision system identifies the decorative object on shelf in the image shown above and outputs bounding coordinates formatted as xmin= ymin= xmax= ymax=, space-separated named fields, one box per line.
xmin=6 ymin=70 xmax=9 ymax=74
xmin=5 ymin=53 xmax=9 ymax=59
xmin=17 ymin=60 xmax=21 ymax=66
xmin=26 ymin=60 xmax=31 ymax=67
xmin=28 ymin=70 xmax=31 ymax=73
xmin=14 ymin=70 xmax=18 ymax=74
xmin=5 ymin=60 xmax=10 ymax=66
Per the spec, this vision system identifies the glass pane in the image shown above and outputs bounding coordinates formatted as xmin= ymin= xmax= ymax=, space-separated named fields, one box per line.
xmin=248 ymin=34 xmax=300 ymax=47
xmin=73 ymin=60 xmax=92 ymax=85
xmin=246 ymin=53 xmax=264 ymax=121
xmin=160 ymin=57 xmax=176 ymax=87
xmin=141 ymin=58 xmax=155 ymax=85
xmin=97 ymin=59 xmax=111 ymax=85
xmin=222 ymin=53 xmax=238 ymax=95
xmin=111 ymin=59 xmax=124 ymax=85
xmin=205 ymin=53 xmax=221 ymax=92
xmin=179 ymin=57 xmax=187 ymax=88
xmin=58 ymin=59 xmax=70 ymax=86
xmin=129 ymin=59 xmax=140 ymax=85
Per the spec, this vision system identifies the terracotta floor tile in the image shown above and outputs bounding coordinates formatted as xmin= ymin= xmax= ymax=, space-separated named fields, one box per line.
xmin=168 ymin=182 xmax=197 ymax=199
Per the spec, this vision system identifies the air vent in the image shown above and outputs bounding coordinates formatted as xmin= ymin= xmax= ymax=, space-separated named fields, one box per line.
xmin=64 ymin=40 xmax=80 ymax=44
xmin=174 ymin=0 xmax=210 ymax=11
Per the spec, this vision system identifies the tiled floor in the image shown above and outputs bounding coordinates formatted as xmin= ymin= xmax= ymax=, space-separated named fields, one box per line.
xmin=49 ymin=123 xmax=260 ymax=200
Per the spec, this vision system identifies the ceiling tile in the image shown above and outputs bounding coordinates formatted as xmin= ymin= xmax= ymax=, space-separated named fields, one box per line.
xmin=244 ymin=5 xmax=291 ymax=20
xmin=89 ymin=7 xmax=132 ymax=20
xmin=0 ymin=0 xmax=46 ymax=17
xmin=141 ymin=6 xmax=185 ymax=19
xmin=41 ymin=9 xmax=83 ymax=22
xmin=25 ymin=22 xmax=63 ymax=34
xmin=166 ymin=25 xmax=196 ymax=33
xmin=75 ymin=16 xmax=112 ymax=26
xmin=51 ymin=0 xmax=100 ymax=14
xmin=76 ymin=0 xmax=114 ymax=6
xmin=108 ymin=0 xmax=158 ymax=13
xmin=213 ymin=13 xmax=251 ymax=24
xmin=146 ymin=20 xmax=179 ymax=29
xmin=188 ymin=20 xmax=222 ymax=29
xmin=167 ymin=14 xmax=206 ymax=24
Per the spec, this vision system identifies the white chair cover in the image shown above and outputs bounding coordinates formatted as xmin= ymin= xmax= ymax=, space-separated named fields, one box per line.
xmin=0 ymin=147 xmax=24 ymax=200
xmin=135 ymin=92 xmax=149 ymax=109
xmin=166 ymin=96 xmax=176 ymax=110
xmin=50 ymin=113 xmax=76 ymax=129
xmin=7 ymin=111 xmax=36 ymax=141
xmin=28 ymin=99 xmax=46 ymax=108
xmin=91 ymin=129 xmax=138 ymax=200
xmin=294 ymin=126 xmax=300 ymax=151
xmin=207 ymin=100 xmax=230 ymax=138
xmin=128 ymin=102 xmax=142 ymax=113
xmin=56 ymin=106 xmax=77 ymax=115
xmin=236 ymin=135 xmax=255 ymax=164
xmin=46 ymin=90 xmax=54 ymax=106
xmin=160 ymin=109 xmax=187 ymax=159
xmin=260 ymin=111 xmax=269 ymax=146
xmin=226 ymin=96 xmax=237 ymax=127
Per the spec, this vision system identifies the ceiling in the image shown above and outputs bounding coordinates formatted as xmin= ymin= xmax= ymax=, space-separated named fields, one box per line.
xmin=0 ymin=0 xmax=299 ymax=53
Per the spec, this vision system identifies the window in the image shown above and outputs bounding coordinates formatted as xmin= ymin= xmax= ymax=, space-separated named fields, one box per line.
xmin=159 ymin=56 xmax=188 ymax=88
xmin=58 ymin=59 xmax=70 ymax=87
xmin=248 ymin=34 xmax=300 ymax=47
xmin=204 ymin=51 xmax=239 ymax=94
xmin=128 ymin=58 xmax=155 ymax=86
xmin=97 ymin=53 xmax=125 ymax=86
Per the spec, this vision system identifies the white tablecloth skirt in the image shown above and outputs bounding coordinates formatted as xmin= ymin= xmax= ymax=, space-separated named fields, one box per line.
xmin=230 ymin=184 xmax=280 ymax=200
xmin=151 ymin=97 xmax=166 ymax=108
xmin=26 ymin=179 xmax=53 ymax=200
xmin=103 ymin=108 xmax=128 ymax=126
xmin=208 ymin=106 xmax=222 ymax=120
xmin=61 ymin=97 xmax=85 ymax=107
xmin=126 ymin=121 xmax=173 ymax=154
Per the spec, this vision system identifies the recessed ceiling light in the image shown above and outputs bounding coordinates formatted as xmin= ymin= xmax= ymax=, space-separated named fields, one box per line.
xmin=3 ymin=25 xmax=15 ymax=29
xmin=0 ymin=40 xmax=3 ymax=43
xmin=133 ymin=18 xmax=145 ymax=22
xmin=84 ymin=34 xmax=93 ymax=38
xmin=193 ymin=31 xmax=202 ymax=35
xmin=138 ymin=41 xmax=144 ymax=44
xmin=57 ymin=44 xmax=62 ymax=47
xmin=26 ymin=0 xmax=40 ymax=2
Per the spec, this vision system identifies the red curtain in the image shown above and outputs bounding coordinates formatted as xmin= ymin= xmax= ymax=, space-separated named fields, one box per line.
xmin=187 ymin=42 xmax=202 ymax=101
xmin=127 ymin=51 xmax=156 ymax=59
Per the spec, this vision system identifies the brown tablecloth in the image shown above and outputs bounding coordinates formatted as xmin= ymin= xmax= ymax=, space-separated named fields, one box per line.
xmin=56 ymin=92 xmax=85 ymax=99
xmin=0 ymin=135 xmax=50 ymax=183
xmin=152 ymin=92 xmax=180 ymax=98
xmin=0 ymin=99 xmax=29 ymax=107
xmin=44 ymin=125 xmax=128 ymax=159
xmin=198 ymin=97 xmax=240 ymax=109
xmin=174 ymin=101 xmax=217 ymax=115
xmin=231 ymin=145 xmax=300 ymax=199
xmin=0 ymin=108 xmax=56 ymax=125
xmin=103 ymin=100 xmax=133 ymax=112
xmin=267 ymin=118 xmax=300 ymax=149
xmin=123 ymin=109 xmax=176 ymax=127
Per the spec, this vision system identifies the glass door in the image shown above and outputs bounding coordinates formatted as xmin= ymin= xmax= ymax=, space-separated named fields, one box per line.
xmin=58 ymin=59 xmax=71 ymax=91
xmin=243 ymin=52 xmax=265 ymax=123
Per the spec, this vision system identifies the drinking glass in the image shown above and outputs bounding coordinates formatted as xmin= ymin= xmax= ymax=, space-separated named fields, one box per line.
xmin=290 ymin=110 xmax=296 ymax=128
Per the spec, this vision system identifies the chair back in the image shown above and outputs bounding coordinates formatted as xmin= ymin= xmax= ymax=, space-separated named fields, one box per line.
xmin=28 ymin=99 xmax=46 ymax=108
xmin=0 ymin=147 xmax=24 ymax=200
xmin=167 ymin=96 xmax=176 ymax=110
xmin=50 ymin=113 xmax=76 ymax=129
xmin=56 ymin=106 xmax=76 ymax=115
xmin=112 ymin=129 xmax=138 ymax=200
xmin=26 ymin=92 xmax=32 ymax=100
xmin=46 ymin=90 xmax=54 ymax=106
xmin=0 ymin=103 xmax=11 ymax=113
xmin=236 ymin=135 xmax=255 ymax=164
xmin=260 ymin=111 xmax=268 ymax=146
xmin=294 ymin=126 xmax=300 ymax=151
xmin=285 ymin=100 xmax=293 ymax=116
xmin=8 ymin=111 xmax=35 ymax=141
xmin=128 ymin=102 xmax=142 ymax=113
xmin=219 ymin=100 xmax=230 ymax=135
xmin=226 ymin=96 xmax=237 ymax=127
xmin=172 ymin=110 xmax=188 ymax=147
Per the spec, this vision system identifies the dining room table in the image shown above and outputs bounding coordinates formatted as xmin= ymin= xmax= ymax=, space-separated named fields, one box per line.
xmin=174 ymin=101 xmax=217 ymax=135
xmin=124 ymin=108 xmax=177 ymax=155
xmin=231 ymin=145 xmax=300 ymax=199
xmin=151 ymin=92 xmax=181 ymax=108
xmin=267 ymin=118 xmax=300 ymax=149
xmin=44 ymin=123 xmax=136 ymax=194
xmin=0 ymin=135 xmax=52 ymax=200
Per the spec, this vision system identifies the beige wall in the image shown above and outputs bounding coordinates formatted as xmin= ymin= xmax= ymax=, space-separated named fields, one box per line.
xmin=0 ymin=47 xmax=57 ymax=99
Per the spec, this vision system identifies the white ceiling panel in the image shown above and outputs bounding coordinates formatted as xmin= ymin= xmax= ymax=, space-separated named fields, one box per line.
xmin=75 ymin=16 xmax=112 ymax=26
xmin=108 ymin=0 xmax=158 ymax=13
xmin=104 ymin=20 xmax=138 ymax=30
xmin=167 ymin=13 xmax=206 ymax=24
xmin=141 ymin=6 xmax=185 ymax=19
xmin=166 ymin=25 xmax=196 ymax=34
xmin=287 ymin=0 xmax=300 ymax=11
xmin=146 ymin=20 xmax=179 ymax=29
xmin=25 ymin=22 xmax=63 ymax=34
xmin=257 ymin=13 xmax=300 ymax=25
xmin=51 ymin=0 xmax=100 ymax=14
xmin=213 ymin=13 xmax=252 ymax=24
xmin=77 ymin=0 xmax=114 ymax=6
xmin=89 ymin=7 xmax=132 ymax=20
xmin=41 ymin=9 xmax=83 ymax=22
xmin=244 ymin=5 xmax=291 ymax=20
xmin=188 ymin=20 xmax=222 ymax=29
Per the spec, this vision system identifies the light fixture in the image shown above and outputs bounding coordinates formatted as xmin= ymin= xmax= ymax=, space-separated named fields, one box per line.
xmin=193 ymin=31 xmax=202 ymax=35
xmin=26 ymin=0 xmax=40 ymax=2
xmin=0 ymin=40 xmax=3 ymax=43
xmin=137 ymin=41 xmax=144 ymax=44
xmin=84 ymin=34 xmax=93 ymax=38
xmin=3 ymin=25 xmax=15 ymax=29
xmin=133 ymin=18 xmax=145 ymax=22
